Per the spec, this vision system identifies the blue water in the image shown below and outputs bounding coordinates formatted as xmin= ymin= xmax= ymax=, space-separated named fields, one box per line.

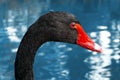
xmin=0 ymin=0 xmax=120 ymax=80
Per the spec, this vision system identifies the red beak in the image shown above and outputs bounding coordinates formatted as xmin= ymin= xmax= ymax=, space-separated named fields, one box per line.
xmin=74 ymin=23 xmax=102 ymax=53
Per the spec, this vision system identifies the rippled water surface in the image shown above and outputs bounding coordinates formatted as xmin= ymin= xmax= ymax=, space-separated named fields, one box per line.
xmin=0 ymin=0 xmax=120 ymax=80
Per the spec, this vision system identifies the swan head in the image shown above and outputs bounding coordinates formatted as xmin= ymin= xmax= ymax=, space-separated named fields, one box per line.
xmin=29 ymin=11 xmax=102 ymax=53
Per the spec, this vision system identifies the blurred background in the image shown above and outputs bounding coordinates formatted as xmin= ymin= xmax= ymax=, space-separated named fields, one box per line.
xmin=0 ymin=0 xmax=120 ymax=80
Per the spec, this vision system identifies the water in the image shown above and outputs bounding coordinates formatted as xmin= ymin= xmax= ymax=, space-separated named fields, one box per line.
xmin=0 ymin=0 xmax=120 ymax=80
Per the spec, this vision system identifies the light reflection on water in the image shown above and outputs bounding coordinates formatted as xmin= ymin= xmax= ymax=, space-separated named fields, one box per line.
xmin=84 ymin=23 xmax=120 ymax=80
xmin=34 ymin=42 xmax=72 ymax=80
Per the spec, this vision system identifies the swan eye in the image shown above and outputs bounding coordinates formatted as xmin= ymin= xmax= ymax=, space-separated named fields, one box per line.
xmin=70 ymin=22 xmax=76 ymax=29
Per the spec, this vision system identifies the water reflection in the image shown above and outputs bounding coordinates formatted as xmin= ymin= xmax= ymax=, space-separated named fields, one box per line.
xmin=5 ymin=27 xmax=20 ymax=42
xmin=84 ymin=20 xmax=120 ymax=80
xmin=35 ymin=42 xmax=73 ymax=80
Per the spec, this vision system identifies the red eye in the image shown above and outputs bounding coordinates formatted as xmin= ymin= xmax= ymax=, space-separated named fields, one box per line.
xmin=70 ymin=22 xmax=76 ymax=28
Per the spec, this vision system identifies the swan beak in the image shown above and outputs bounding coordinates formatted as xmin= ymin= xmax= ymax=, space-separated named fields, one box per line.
xmin=77 ymin=39 xmax=102 ymax=53
xmin=74 ymin=24 xmax=102 ymax=53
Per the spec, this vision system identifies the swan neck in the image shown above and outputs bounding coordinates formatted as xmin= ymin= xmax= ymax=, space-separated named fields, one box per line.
xmin=15 ymin=30 xmax=45 ymax=80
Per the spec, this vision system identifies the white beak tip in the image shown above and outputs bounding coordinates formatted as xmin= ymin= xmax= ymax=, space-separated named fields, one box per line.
xmin=94 ymin=43 xmax=102 ymax=53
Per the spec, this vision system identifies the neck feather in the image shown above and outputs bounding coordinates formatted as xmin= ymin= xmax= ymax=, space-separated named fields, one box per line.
xmin=15 ymin=30 xmax=46 ymax=80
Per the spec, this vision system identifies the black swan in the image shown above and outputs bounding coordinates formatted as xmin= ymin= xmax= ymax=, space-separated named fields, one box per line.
xmin=15 ymin=11 xmax=102 ymax=80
